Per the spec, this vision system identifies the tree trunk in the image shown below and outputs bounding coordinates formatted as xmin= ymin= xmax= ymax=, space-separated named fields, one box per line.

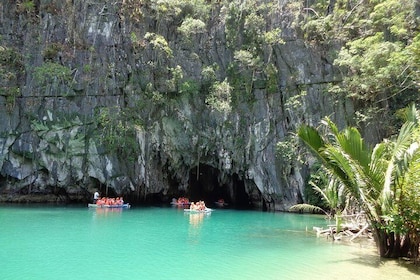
xmin=374 ymin=228 xmax=411 ymax=258
xmin=409 ymin=233 xmax=420 ymax=264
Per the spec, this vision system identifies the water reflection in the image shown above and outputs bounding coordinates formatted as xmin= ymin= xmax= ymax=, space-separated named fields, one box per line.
xmin=189 ymin=212 xmax=206 ymax=227
xmin=187 ymin=212 xmax=211 ymax=245
xmin=93 ymin=207 xmax=123 ymax=217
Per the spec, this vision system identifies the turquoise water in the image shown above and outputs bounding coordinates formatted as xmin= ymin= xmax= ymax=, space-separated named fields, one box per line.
xmin=1 ymin=205 xmax=419 ymax=280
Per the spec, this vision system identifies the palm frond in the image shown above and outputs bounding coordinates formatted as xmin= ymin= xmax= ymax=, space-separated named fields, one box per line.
xmin=297 ymin=125 xmax=325 ymax=159
xmin=297 ymin=105 xmax=420 ymax=232
xmin=403 ymin=103 xmax=419 ymax=124
xmin=289 ymin=203 xmax=328 ymax=215
xmin=383 ymin=121 xmax=418 ymax=208
xmin=338 ymin=127 xmax=371 ymax=168
xmin=321 ymin=146 xmax=357 ymax=194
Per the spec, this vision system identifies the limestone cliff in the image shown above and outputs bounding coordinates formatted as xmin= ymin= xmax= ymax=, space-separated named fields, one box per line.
xmin=0 ymin=0 xmax=354 ymax=209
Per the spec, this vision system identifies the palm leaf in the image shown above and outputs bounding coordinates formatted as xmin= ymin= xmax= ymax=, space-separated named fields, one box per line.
xmin=289 ymin=203 xmax=328 ymax=215
xmin=298 ymin=106 xmax=420 ymax=232
xmin=297 ymin=125 xmax=325 ymax=158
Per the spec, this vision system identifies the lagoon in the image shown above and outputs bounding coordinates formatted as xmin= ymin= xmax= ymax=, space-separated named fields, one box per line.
xmin=1 ymin=205 xmax=419 ymax=280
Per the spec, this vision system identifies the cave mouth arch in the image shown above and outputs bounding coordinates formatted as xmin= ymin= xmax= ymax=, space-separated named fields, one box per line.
xmin=187 ymin=164 xmax=252 ymax=209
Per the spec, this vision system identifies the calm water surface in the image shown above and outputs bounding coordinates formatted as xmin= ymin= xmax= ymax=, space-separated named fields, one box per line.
xmin=1 ymin=205 xmax=419 ymax=280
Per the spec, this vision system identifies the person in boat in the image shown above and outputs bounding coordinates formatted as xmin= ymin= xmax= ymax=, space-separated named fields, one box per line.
xmin=189 ymin=201 xmax=206 ymax=211
xmin=93 ymin=191 xmax=100 ymax=203
xmin=177 ymin=197 xmax=189 ymax=205
xmin=96 ymin=197 xmax=105 ymax=206
xmin=199 ymin=201 xmax=206 ymax=211
xmin=116 ymin=197 xmax=124 ymax=206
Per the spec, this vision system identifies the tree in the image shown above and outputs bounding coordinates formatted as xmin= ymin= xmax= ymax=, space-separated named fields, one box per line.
xmin=289 ymin=165 xmax=350 ymax=232
xmin=298 ymin=104 xmax=420 ymax=260
xmin=302 ymin=0 xmax=420 ymax=133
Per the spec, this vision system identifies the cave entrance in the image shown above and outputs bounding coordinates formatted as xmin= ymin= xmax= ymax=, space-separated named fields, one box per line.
xmin=231 ymin=173 xmax=252 ymax=209
xmin=87 ymin=177 xmax=117 ymax=199
xmin=189 ymin=164 xmax=219 ymax=202
xmin=188 ymin=164 xmax=251 ymax=209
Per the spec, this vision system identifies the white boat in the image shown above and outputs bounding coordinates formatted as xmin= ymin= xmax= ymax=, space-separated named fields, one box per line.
xmin=88 ymin=203 xmax=131 ymax=209
xmin=184 ymin=208 xmax=213 ymax=214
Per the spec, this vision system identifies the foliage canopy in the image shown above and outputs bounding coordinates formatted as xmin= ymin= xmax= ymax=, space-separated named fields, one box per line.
xmin=302 ymin=0 xmax=419 ymax=130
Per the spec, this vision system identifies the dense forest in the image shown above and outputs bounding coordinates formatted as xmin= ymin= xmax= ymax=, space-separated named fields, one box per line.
xmin=304 ymin=0 xmax=419 ymax=130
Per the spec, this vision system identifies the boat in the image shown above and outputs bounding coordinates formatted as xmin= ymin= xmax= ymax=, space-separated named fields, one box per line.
xmin=88 ymin=203 xmax=131 ymax=209
xmin=170 ymin=201 xmax=191 ymax=206
xmin=170 ymin=197 xmax=191 ymax=206
xmin=214 ymin=201 xmax=228 ymax=207
xmin=184 ymin=208 xmax=213 ymax=214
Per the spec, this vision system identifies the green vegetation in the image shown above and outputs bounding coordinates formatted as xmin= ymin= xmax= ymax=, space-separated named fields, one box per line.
xmin=95 ymin=106 xmax=142 ymax=164
xmin=0 ymin=46 xmax=23 ymax=110
xmin=205 ymin=79 xmax=232 ymax=113
xmin=177 ymin=17 xmax=206 ymax=37
xmin=16 ymin=0 xmax=35 ymax=13
xmin=121 ymin=0 xmax=285 ymax=111
xmin=144 ymin=32 xmax=173 ymax=58
xmin=223 ymin=1 xmax=284 ymax=104
xmin=275 ymin=135 xmax=300 ymax=172
xmin=167 ymin=65 xmax=183 ymax=93
xmin=299 ymin=163 xmax=330 ymax=209
xmin=297 ymin=104 xmax=420 ymax=261
xmin=43 ymin=43 xmax=63 ymax=61
xmin=33 ymin=62 xmax=73 ymax=90
xmin=302 ymin=0 xmax=419 ymax=130
xmin=178 ymin=79 xmax=199 ymax=95
xmin=295 ymin=3 xmax=419 ymax=252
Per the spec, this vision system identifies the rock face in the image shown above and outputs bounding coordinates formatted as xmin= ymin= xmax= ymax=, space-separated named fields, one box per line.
xmin=0 ymin=0 xmax=353 ymax=209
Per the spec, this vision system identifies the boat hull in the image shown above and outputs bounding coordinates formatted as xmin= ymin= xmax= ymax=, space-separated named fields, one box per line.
xmin=214 ymin=202 xmax=228 ymax=207
xmin=170 ymin=202 xmax=191 ymax=208
xmin=88 ymin=203 xmax=131 ymax=209
xmin=184 ymin=208 xmax=213 ymax=214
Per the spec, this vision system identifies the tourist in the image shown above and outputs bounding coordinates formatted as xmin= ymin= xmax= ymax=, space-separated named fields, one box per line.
xmin=93 ymin=191 xmax=100 ymax=203
xmin=189 ymin=201 xmax=207 ymax=211
xmin=96 ymin=197 xmax=105 ymax=206
xmin=116 ymin=197 xmax=124 ymax=205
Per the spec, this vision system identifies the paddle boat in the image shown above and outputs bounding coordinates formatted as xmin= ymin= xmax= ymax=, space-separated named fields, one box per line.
xmin=88 ymin=203 xmax=131 ymax=209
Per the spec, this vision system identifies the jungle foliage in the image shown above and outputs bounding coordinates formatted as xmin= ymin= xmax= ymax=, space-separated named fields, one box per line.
xmin=94 ymin=106 xmax=142 ymax=164
xmin=302 ymin=0 xmax=419 ymax=131
xmin=0 ymin=45 xmax=23 ymax=110
xmin=298 ymin=104 xmax=420 ymax=261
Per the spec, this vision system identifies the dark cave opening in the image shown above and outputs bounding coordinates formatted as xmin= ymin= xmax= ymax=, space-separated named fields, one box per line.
xmin=188 ymin=164 xmax=252 ymax=209
xmin=231 ymin=173 xmax=252 ymax=209
xmin=0 ymin=174 xmax=8 ymax=188
xmin=88 ymin=177 xmax=117 ymax=199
